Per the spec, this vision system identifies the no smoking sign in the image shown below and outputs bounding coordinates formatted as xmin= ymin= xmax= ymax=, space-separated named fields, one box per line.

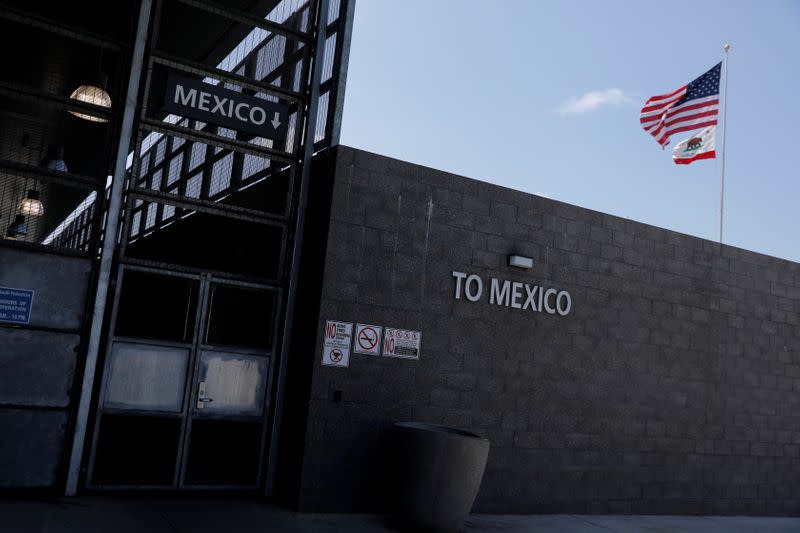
xmin=354 ymin=324 xmax=382 ymax=356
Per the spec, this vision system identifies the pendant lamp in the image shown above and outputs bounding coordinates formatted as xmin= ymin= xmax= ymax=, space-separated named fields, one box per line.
xmin=19 ymin=190 xmax=44 ymax=217
xmin=69 ymin=72 xmax=111 ymax=123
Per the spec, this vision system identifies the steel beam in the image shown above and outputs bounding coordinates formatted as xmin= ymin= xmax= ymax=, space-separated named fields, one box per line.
xmin=0 ymin=160 xmax=100 ymax=190
xmin=175 ymin=0 xmax=312 ymax=42
xmin=127 ymin=188 xmax=289 ymax=225
xmin=326 ymin=0 xmax=356 ymax=146
xmin=151 ymin=52 xmax=305 ymax=103
xmin=265 ymin=0 xmax=330 ymax=497
xmin=0 ymin=83 xmax=114 ymax=122
xmin=140 ymin=118 xmax=297 ymax=164
xmin=0 ymin=5 xmax=123 ymax=50
xmin=64 ymin=0 xmax=154 ymax=496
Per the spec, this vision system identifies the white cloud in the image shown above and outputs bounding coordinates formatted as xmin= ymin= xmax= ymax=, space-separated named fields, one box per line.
xmin=558 ymin=88 xmax=631 ymax=116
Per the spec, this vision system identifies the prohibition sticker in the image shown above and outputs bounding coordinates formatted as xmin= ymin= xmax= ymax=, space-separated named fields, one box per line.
xmin=354 ymin=324 xmax=382 ymax=356
xmin=322 ymin=320 xmax=352 ymax=367
xmin=382 ymin=328 xmax=421 ymax=360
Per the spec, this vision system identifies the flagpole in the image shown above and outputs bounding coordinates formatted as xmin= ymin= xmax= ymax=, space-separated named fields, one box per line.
xmin=719 ymin=44 xmax=731 ymax=243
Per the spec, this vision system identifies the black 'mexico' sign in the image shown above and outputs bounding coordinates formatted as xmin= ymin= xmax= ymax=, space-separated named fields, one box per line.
xmin=163 ymin=74 xmax=288 ymax=141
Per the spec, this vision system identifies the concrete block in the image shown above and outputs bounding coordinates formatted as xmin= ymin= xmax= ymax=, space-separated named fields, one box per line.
xmin=0 ymin=408 xmax=67 ymax=488
xmin=0 ymin=247 xmax=90 ymax=331
xmin=0 ymin=329 xmax=78 ymax=407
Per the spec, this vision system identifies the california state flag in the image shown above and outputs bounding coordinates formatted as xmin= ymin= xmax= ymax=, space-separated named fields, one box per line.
xmin=672 ymin=125 xmax=716 ymax=165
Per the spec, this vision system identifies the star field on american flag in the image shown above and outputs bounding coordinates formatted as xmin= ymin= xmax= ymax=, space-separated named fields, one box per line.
xmin=640 ymin=62 xmax=721 ymax=148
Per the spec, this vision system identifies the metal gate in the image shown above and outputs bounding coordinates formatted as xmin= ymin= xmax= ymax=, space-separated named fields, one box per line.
xmin=87 ymin=266 xmax=282 ymax=488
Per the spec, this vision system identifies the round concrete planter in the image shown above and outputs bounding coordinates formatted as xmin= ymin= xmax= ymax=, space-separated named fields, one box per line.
xmin=392 ymin=422 xmax=490 ymax=533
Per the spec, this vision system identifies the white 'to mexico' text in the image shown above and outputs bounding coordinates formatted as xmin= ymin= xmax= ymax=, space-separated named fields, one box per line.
xmin=452 ymin=271 xmax=572 ymax=316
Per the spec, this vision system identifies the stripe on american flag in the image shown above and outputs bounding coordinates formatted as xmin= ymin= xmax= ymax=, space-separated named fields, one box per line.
xmin=640 ymin=63 xmax=721 ymax=147
xmin=641 ymin=95 xmax=718 ymax=125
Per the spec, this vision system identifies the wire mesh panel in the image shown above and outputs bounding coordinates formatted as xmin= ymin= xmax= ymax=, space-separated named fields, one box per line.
xmin=0 ymin=17 xmax=126 ymax=119
xmin=0 ymin=86 xmax=109 ymax=254
xmin=118 ymin=0 xmax=340 ymax=281
xmin=0 ymin=87 xmax=112 ymax=248
xmin=45 ymin=193 xmax=98 ymax=252
xmin=0 ymin=134 xmax=103 ymax=254
xmin=133 ymin=132 xmax=292 ymax=217
xmin=0 ymin=0 xmax=140 ymax=44
xmin=1 ymin=0 xmax=354 ymax=260
xmin=155 ymin=0 xmax=312 ymax=75
xmin=0 ymin=2 xmax=134 ymax=256
xmin=118 ymin=0 xmax=356 ymax=265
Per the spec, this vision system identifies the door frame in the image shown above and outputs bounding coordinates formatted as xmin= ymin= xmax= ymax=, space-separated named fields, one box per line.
xmin=85 ymin=263 xmax=282 ymax=490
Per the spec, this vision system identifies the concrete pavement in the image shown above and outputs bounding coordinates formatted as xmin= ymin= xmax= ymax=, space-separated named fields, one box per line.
xmin=1 ymin=496 xmax=799 ymax=532
xmin=466 ymin=514 xmax=800 ymax=532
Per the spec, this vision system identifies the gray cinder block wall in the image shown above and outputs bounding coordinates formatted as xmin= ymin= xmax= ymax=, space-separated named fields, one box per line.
xmin=295 ymin=146 xmax=800 ymax=515
xmin=0 ymin=248 xmax=90 ymax=488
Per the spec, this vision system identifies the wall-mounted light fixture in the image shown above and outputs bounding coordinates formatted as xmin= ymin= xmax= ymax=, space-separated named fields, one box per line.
xmin=19 ymin=189 xmax=44 ymax=217
xmin=5 ymin=214 xmax=28 ymax=240
xmin=69 ymin=72 xmax=111 ymax=123
xmin=508 ymin=254 xmax=533 ymax=269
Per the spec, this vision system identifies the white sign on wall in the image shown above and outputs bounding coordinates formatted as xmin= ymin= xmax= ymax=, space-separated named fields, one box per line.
xmin=353 ymin=323 xmax=382 ymax=356
xmin=382 ymin=328 xmax=421 ymax=360
xmin=322 ymin=320 xmax=353 ymax=367
xmin=452 ymin=271 xmax=572 ymax=316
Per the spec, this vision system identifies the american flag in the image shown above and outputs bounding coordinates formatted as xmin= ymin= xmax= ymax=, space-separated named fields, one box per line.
xmin=640 ymin=63 xmax=721 ymax=148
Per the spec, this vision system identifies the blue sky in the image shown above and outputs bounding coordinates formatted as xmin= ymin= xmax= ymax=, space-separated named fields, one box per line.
xmin=339 ymin=1 xmax=800 ymax=262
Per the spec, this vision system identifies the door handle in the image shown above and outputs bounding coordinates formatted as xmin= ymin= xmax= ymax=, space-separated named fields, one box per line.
xmin=197 ymin=381 xmax=213 ymax=409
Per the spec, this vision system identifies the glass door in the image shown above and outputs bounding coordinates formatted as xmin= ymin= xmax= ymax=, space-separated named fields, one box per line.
xmin=179 ymin=281 xmax=277 ymax=488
